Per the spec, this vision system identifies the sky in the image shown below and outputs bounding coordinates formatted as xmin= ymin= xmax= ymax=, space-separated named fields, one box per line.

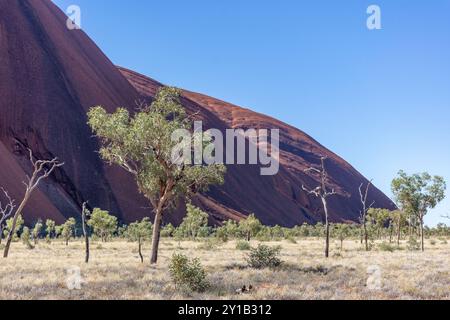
xmin=54 ymin=0 xmax=450 ymax=226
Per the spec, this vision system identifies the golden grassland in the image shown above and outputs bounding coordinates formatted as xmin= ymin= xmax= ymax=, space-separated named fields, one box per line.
xmin=0 ymin=238 xmax=448 ymax=300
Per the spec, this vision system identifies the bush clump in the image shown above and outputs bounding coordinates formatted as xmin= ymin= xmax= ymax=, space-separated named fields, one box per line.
xmin=236 ymin=240 xmax=252 ymax=251
xmin=246 ymin=244 xmax=282 ymax=269
xmin=169 ymin=253 xmax=209 ymax=292
xmin=378 ymin=242 xmax=396 ymax=252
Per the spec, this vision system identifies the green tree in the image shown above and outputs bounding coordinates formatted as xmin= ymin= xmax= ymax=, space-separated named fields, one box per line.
xmin=161 ymin=223 xmax=176 ymax=238
xmin=334 ymin=224 xmax=351 ymax=250
xmin=178 ymin=204 xmax=209 ymax=240
xmin=4 ymin=215 xmax=24 ymax=241
xmin=392 ymin=171 xmax=446 ymax=251
xmin=88 ymin=87 xmax=226 ymax=264
xmin=45 ymin=219 xmax=56 ymax=239
xmin=87 ymin=208 xmax=118 ymax=242
xmin=239 ymin=214 xmax=262 ymax=241
xmin=21 ymin=226 xmax=33 ymax=249
xmin=127 ymin=218 xmax=153 ymax=263
xmin=61 ymin=218 xmax=76 ymax=246
xmin=32 ymin=220 xmax=43 ymax=245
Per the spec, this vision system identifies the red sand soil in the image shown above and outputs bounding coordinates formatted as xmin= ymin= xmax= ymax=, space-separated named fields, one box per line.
xmin=0 ymin=0 xmax=395 ymax=226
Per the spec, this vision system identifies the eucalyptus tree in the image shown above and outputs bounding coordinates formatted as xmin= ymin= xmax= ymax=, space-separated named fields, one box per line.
xmin=88 ymin=87 xmax=226 ymax=264
xmin=392 ymin=171 xmax=446 ymax=251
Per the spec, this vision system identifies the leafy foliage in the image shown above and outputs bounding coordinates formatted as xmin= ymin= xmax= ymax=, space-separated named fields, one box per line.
xmin=246 ymin=244 xmax=283 ymax=269
xmin=88 ymin=208 xmax=118 ymax=242
xmin=169 ymin=253 xmax=209 ymax=292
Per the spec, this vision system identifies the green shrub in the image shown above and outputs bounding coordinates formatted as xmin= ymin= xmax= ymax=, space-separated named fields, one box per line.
xmin=169 ymin=253 xmax=209 ymax=292
xmin=378 ymin=242 xmax=395 ymax=252
xmin=20 ymin=227 xmax=34 ymax=250
xmin=407 ymin=237 xmax=421 ymax=251
xmin=246 ymin=244 xmax=282 ymax=269
xmin=236 ymin=240 xmax=251 ymax=251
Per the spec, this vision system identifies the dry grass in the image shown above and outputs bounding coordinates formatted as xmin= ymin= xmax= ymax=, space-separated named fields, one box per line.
xmin=0 ymin=238 xmax=448 ymax=300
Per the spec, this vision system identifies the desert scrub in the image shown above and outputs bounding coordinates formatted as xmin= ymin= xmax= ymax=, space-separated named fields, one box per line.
xmin=246 ymin=244 xmax=282 ymax=269
xmin=407 ymin=237 xmax=421 ymax=251
xmin=169 ymin=253 xmax=209 ymax=292
xmin=236 ymin=240 xmax=252 ymax=251
xmin=197 ymin=239 xmax=220 ymax=251
xmin=378 ymin=242 xmax=396 ymax=252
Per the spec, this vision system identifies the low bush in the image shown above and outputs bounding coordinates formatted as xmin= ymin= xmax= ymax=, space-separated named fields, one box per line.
xmin=236 ymin=240 xmax=251 ymax=251
xmin=378 ymin=242 xmax=396 ymax=252
xmin=169 ymin=253 xmax=209 ymax=292
xmin=246 ymin=244 xmax=282 ymax=269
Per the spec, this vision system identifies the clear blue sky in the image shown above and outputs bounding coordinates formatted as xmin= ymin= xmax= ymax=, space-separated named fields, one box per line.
xmin=54 ymin=0 xmax=450 ymax=226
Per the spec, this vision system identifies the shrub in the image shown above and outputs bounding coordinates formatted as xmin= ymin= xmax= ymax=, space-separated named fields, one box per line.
xmin=407 ymin=237 xmax=421 ymax=251
xmin=246 ymin=244 xmax=282 ymax=269
xmin=197 ymin=239 xmax=220 ymax=251
xmin=161 ymin=223 xmax=175 ymax=238
xmin=378 ymin=242 xmax=395 ymax=252
xmin=430 ymin=239 xmax=436 ymax=246
xmin=169 ymin=253 xmax=209 ymax=292
xmin=20 ymin=227 xmax=34 ymax=250
xmin=236 ymin=240 xmax=251 ymax=251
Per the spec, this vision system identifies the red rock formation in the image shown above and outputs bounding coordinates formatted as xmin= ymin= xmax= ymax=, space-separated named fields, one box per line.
xmin=0 ymin=0 xmax=395 ymax=226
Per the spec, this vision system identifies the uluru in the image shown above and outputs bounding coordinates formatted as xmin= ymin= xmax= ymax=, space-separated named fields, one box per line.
xmin=0 ymin=0 xmax=395 ymax=226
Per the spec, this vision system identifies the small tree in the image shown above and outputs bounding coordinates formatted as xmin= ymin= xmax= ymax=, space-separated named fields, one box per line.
xmin=359 ymin=181 xmax=375 ymax=251
xmin=334 ymin=224 xmax=351 ymax=251
xmin=4 ymin=215 xmax=24 ymax=241
xmin=161 ymin=223 xmax=175 ymax=238
xmin=239 ymin=214 xmax=262 ymax=241
xmin=61 ymin=218 xmax=76 ymax=246
xmin=21 ymin=227 xmax=33 ymax=249
xmin=32 ymin=220 xmax=43 ymax=245
xmin=302 ymin=157 xmax=337 ymax=258
xmin=45 ymin=219 xmax=56 ymax=240
xmin=88 ymin=87 xmax=226 ymax=264
xmin=178 ymin=204 xmax=209 ymax=240
xmin=0 ymin=188 xmax=15 ymax=245
xmin=127 ymin=218 xmax=153 ymax=263
xmin=3 ymin=150 xmax=63 ymax=258
xmin=88 ymin=208 xmax=118 ymax=242
xmin=392 ymin=171 xmax=446 ymax=251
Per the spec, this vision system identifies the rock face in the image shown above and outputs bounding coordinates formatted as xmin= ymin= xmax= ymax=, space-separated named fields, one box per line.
xmin=0 ymin=0 xmax=396 ymax=226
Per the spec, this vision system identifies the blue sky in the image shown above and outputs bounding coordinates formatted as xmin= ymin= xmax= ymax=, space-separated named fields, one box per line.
xmin=54 ymin=0 xmax=450 ymax=226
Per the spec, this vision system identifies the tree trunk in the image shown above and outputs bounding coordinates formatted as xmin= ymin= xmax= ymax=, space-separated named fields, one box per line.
xmin=3 ymin=194 xmax=30 ymax=258
xmin=397 ymin=219 xmax=401 ymax=247
xmin=81 ymin=204 xmax=90 ymax=264
xmin=363 ymin=222 xmax=369 ymax=251
xmin=322 ymin=197 xmax=330 ymax=258
xmin=138 ymin=237 xmax=143 ymax=263
xmin=150 ymin=210 xmax=163 ymax=264
xmin=420 ymin=214 xmax=425 ymax=252
xmin=389 ymin=222 xmax=394 ymax=243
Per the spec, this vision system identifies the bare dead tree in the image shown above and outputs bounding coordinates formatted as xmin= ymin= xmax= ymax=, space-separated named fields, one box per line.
xmin=81 ymin=202 xmax=90 ymax=264
xmin=302 ymin=157 xmax=337 ymax=258
xmin=3 ymin=149 xmax=64 ymax=258
xmin=359 ymin=181 xmax=375 ymax=251
xmin=0 ymin=188 xmax=16 ymax=245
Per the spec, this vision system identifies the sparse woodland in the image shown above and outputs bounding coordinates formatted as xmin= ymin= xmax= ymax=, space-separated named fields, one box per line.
xmin=0 ymin=87 xmax=448 ymax=300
